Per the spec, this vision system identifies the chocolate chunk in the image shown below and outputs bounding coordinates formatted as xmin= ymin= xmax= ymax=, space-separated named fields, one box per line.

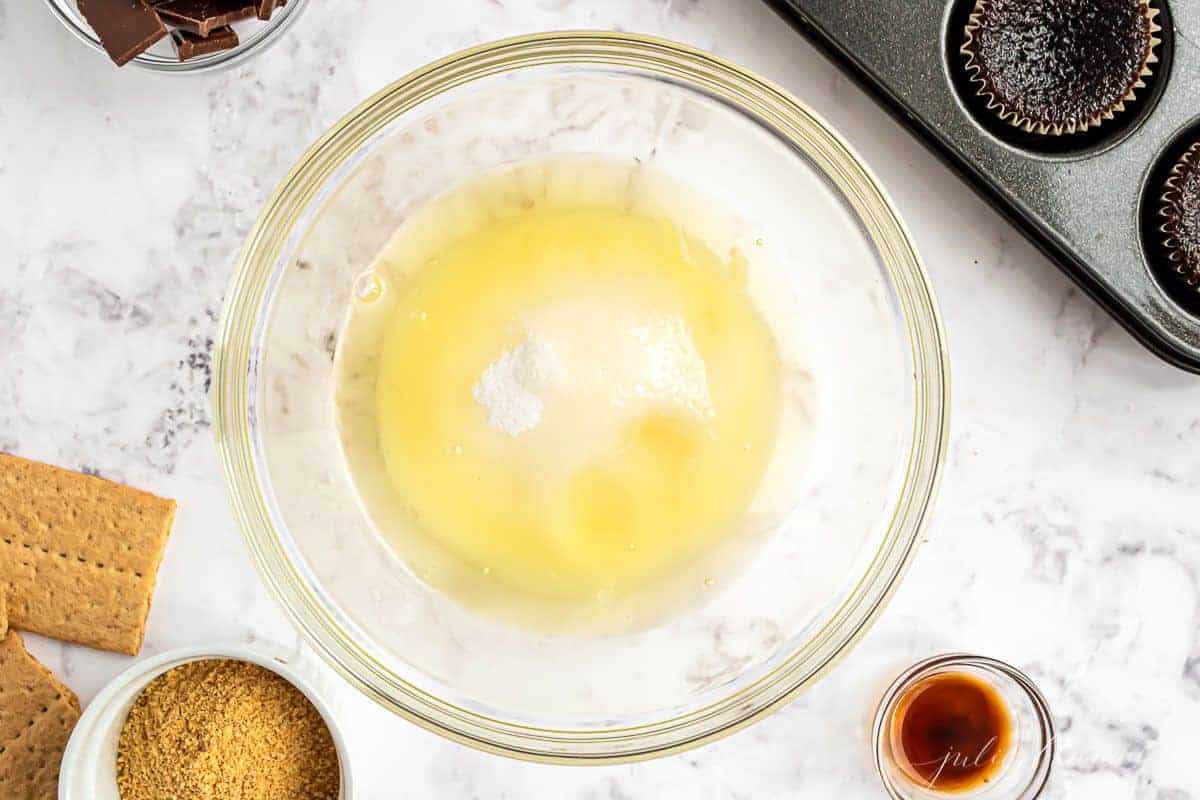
xmin=76 ymin=0 xmax=168 ymax=66
xmin=172 ymin=25 xmax=239 ymax=60
xmin=256 ymin=0 xmax=279 ymax=20
xmin=156 ymin=0 xmax=256 ymax=37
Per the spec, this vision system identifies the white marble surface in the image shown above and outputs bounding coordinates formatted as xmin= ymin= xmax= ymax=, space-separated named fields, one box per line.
xmin=2 ymin=1 xmax=1199 ymax=797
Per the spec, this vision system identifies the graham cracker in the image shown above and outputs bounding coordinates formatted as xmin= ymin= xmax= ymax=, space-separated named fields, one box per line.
xmin=0 ymin=631 xmax=81 ymax=799
xmin=0 ymin=593 xmax=7 ymax=639
xmin=0 ymin=453 xmax=177 ymax=656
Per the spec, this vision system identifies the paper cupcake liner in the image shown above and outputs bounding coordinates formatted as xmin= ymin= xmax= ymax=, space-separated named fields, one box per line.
xmin=1158 ymin=142 xmax=1200 ymax=292
xmin=961 ymin=0 xmax=1161 ymax=136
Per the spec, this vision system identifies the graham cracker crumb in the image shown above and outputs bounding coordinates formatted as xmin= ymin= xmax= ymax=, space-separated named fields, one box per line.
xmin=116 ymin=659 xmax=340 ymax=800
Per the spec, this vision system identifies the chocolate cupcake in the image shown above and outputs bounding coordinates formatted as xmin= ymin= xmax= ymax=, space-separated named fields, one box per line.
xmin=1159 ymin=143 xmax=1200 ymax=293
xmin=961 ymin=0 xmax=1160 ymax=136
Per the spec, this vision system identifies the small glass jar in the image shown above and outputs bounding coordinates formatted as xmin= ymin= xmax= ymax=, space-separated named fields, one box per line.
xmin=873 ymin=654 xmax=1055 ymax=799
xmin=42 ymin=0 xmax=309 ymax=73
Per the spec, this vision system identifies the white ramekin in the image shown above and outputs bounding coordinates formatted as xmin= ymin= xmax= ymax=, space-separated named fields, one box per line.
xmin=59 ymin=641 xmax=353 ymax=800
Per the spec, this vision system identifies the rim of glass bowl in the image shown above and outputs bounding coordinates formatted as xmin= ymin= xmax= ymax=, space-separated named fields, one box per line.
xmin=212 ymin=31 xmax=952 ymax=764
xmin=42 ymin=0 xmax=309 ymax=74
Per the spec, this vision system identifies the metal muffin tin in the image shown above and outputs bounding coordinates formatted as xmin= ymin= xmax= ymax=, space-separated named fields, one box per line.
xmin=767 ymin=0 xmax=1200 ymax=373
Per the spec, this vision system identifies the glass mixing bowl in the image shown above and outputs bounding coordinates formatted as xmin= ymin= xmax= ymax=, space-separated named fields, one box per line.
xmin=213 ymin=32 xmax=950 ymax=762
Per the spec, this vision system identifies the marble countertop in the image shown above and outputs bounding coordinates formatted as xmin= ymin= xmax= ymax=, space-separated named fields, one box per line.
xmin=2 ymin=1 xmax=1198 ymax=797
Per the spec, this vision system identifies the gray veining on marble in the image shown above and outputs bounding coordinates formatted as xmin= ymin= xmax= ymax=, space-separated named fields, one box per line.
xmin=2 ymin=0 xmax=1199 ymax=797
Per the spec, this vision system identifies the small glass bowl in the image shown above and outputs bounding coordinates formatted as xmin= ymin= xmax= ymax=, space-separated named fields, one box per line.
xmin=873 ymin=654 xmax=1055 ymax=799
xmin=42 ymin=0 xmax=309 ymax=73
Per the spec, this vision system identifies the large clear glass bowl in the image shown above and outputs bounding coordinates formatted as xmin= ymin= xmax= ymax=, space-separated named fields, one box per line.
xmin=213 ymin=32 xmax=950 ymax=762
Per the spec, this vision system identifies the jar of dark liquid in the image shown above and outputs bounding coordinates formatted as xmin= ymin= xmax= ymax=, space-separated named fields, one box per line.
xmin=872 ymin=654 xmax=1055 ymax=799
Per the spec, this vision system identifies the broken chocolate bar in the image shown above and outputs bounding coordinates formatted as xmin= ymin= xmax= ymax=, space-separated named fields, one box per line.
xmin=155 ymin=0 xmax=256 ymax=37
xmin=76 ymin=0 xmax=168 ymax=66
xmin=171 ymin=25 xmax=239 ymax=60
xmin=256 ymin=0 xmax=279 ymax=21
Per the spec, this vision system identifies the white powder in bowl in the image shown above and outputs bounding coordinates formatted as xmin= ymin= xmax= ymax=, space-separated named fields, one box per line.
xmin=472 ymin=336 xmax=565 ymax=437
xmin=472 ymin=308 xmax=712 ymax=439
